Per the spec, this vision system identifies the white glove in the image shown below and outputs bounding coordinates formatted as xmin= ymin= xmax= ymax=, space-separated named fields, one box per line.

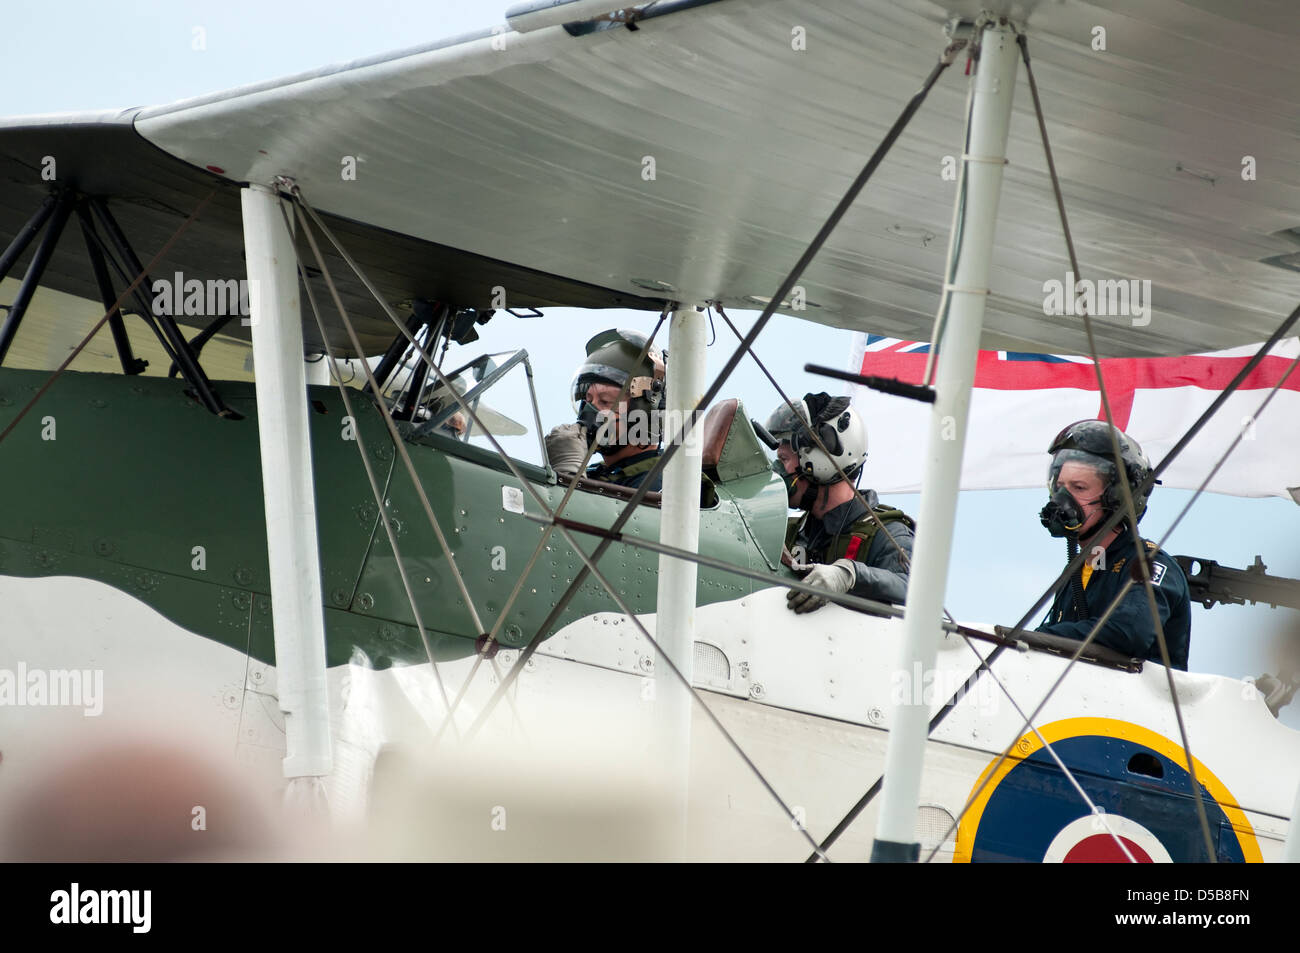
xmin=545 ymin=423 xmax=588 ymax=477
xmin=787 ymin=558 xmax=856 ymax=614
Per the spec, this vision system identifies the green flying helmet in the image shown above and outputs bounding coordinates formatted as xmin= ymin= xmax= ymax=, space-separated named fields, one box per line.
xmin=569 ymin=328 xmax=666 ymax=446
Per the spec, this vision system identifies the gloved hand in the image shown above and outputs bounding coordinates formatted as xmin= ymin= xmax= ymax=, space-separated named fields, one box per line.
xmin=545 ymin=422 xmax=588 ymax=477
xmin=786 ymin=558 xmax=855 ymax=614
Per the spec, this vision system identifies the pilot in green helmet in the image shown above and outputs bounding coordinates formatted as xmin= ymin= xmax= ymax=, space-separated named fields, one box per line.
xmin=545 ymin=329 xmax=666 ymax=491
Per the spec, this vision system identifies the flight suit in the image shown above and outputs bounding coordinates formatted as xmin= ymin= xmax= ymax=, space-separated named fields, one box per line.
xmin=1038 ymin=533 xmax=1191 ymax=669
xmin=786 ymin=489 xmax=914 ymax=606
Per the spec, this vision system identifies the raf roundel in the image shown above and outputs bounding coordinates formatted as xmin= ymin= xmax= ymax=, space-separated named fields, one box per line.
xmin=955 ymin=718 xmax=1262 ymax=863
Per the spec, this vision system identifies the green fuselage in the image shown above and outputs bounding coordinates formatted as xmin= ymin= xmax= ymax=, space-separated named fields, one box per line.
xmin=0 ymin=369 xmax=790 ymax=669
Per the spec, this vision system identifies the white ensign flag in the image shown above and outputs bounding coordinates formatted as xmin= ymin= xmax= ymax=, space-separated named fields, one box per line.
xmin=846 ymin=334 xmax=1300 ymax=502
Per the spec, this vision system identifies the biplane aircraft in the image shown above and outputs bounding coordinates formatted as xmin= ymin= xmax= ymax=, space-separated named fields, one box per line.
xmin=1 ymin=0 xmax=1299 ymax=862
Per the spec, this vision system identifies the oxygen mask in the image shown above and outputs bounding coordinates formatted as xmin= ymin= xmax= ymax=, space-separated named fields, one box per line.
xmin=576 ymin=401 xmax=601 ymax=444
xmin=1040 ymin=486 xmax=1085 ymax=538
xmin=576 ymin=400 xmax=620 ymax=449
xmin=774 ymin=457 xmax=818 ymax=510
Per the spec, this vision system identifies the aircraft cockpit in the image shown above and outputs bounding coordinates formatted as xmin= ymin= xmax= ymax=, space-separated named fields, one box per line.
xmin=362 ymin=307 xmax=775 ymax=513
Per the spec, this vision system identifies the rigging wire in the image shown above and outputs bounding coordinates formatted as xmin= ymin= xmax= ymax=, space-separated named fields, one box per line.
xmin=295 ymin=198 xmax=665 ymax=717
xmin=1015 ymin=29 xmax=1215 ymax=859
xmin=469 ymin=37 xmax=971 ymax=736
xmin=428 ymin=537 xmax=547 ymax=745
xmin=520 ymin=510 xmax=1029 ymax=652
xmin=489 ymin=653 xmax=532 ymax=743
xmin=388 ymin=328 xmax=417 ymax=409
xmin=547 ymin=508 xmax=834 ymax=861
xmin=292 ymin=210 xmax=532 ymax=737
xmin=283 ymin=200 xmax=458 ymax=727
xmin=922 ymin=73 xmax=976 ymax=388
xmin=426 ymin=309 xmax=671 ymax=742
xmin=285 ymin=192 xmax=828 ymax=855
xmin=287 ymin=197 xmax=494 ymax=668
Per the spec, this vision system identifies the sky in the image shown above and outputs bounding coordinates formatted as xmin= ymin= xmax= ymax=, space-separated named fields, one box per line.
xmin=4 ymin=0 xmax=1298 ymax=728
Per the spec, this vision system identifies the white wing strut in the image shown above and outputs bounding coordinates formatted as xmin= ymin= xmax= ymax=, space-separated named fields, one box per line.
xmin=871 ymin=21 xmax=1020 ymax=862
xmin=242 ymin=184 xmax=334 ymax=800
xmin=654 ymin=304 xmax=707 ymax=851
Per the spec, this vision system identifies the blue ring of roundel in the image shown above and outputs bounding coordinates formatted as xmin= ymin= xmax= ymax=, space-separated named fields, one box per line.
xmin=970 ymin=735 xmax=1246 ymax=863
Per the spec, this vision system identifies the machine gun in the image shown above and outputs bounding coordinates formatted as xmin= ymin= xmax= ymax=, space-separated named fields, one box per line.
xmin=1175 ymin=554 xmax=1300 ymax=718
xmin=1174 ymin=555 xmax=1300 ymax=611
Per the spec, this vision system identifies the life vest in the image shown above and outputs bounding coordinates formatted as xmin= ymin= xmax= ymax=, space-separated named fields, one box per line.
xmin=787 ymin=505 xmax=915 ymax=563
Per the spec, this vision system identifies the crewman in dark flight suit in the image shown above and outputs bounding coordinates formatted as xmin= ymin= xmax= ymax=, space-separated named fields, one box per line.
xmin=764 ymin=392 xmax=914 ymax=613
xmin=1036 ymin=419 xmax=1191 ymax=669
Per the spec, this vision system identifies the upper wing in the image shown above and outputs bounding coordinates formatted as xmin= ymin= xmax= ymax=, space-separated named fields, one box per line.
xmin=0 ymin=113 xmax=657 ymax=361
xmin=4 ymin=0 xmax=1300 ymax=357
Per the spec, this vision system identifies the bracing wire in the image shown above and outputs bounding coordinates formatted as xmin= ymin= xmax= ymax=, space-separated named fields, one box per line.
xmin=467 ymin=38 xmax=970 ymax=739
xmin=1015 ymin=29 xmax=1214 ymax=860
xmin=281 ymin=200 xmax=458 ymax=726
xmin=286 ymin=191 xmax=828 ymax=855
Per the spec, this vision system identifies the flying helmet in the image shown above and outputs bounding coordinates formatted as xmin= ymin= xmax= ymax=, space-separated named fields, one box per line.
xmin=1045 ymin=419 xmax=1154 ymax=522
xmin=569 ymin=329 xmax=666 ymax=445
xmin=764 ymin=393 xmax=867 ymax=485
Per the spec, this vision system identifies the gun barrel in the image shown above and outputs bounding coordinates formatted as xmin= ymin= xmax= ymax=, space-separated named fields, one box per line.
xmin=1175 ymin=555 xmax=1300 ymax=611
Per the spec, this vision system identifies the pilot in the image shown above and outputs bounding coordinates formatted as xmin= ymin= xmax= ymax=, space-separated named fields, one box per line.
xmin=544 ymin=329 xmax=667 ymax=491
xmin=1036 ymin=419 xmax=1191 ymax=669
xmin=765 ymin=393 xmax=914 ymax=613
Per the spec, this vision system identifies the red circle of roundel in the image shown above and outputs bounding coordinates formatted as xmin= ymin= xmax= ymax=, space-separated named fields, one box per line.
xmin=1063 ymin=835 xmax=1154 ymax=863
